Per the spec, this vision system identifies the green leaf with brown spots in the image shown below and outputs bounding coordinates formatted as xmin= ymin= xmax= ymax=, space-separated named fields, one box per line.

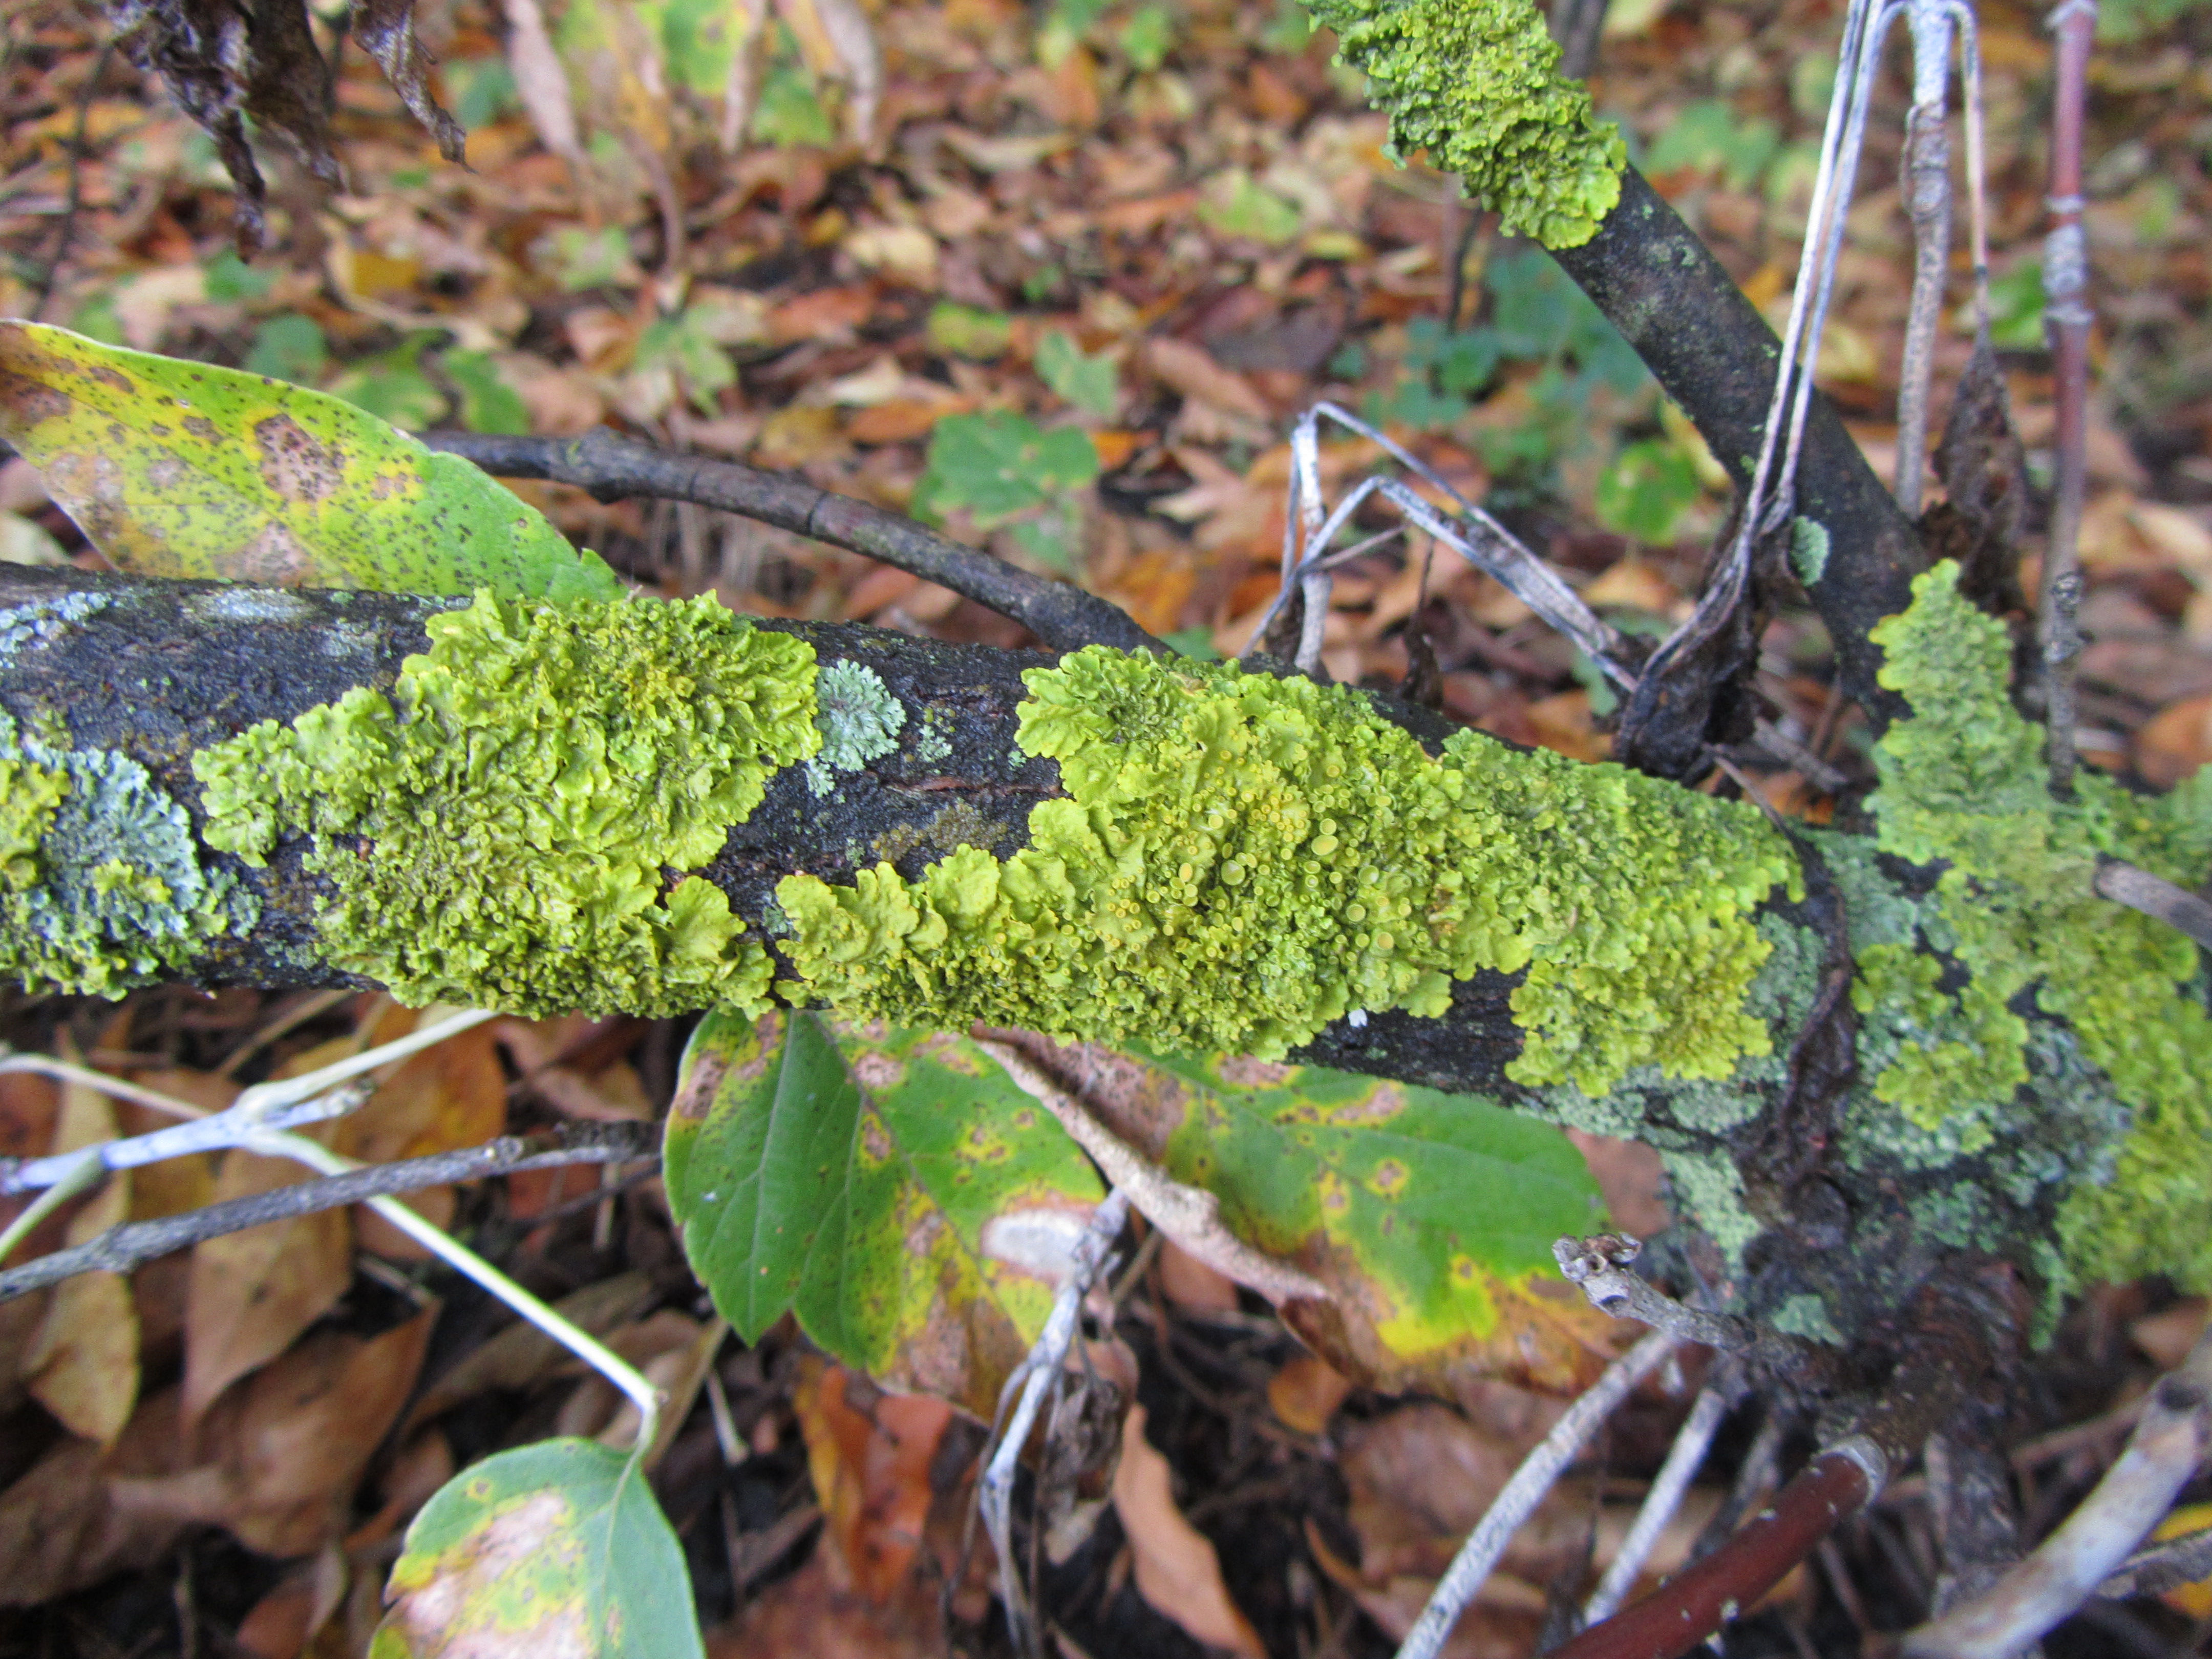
xmin=372 ymin=1438 xmax=703 ymax=1659
xmin=664 ymin=1009 xmax=1106 ymax=1417
xmin=0 ymin=322 xmax=621 ymax=603
xmin=1009 ymin=1039 xmax=1618 ymax=1396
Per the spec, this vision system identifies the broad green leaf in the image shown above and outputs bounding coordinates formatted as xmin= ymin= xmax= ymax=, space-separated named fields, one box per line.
xmin=914 ymin=411 xmax=1100 ymax=530
xmin=443 ymin=350 xmax=532 ymax=437
xmin=0 ymin=322 xmax=622 ymax=604
xmin=665 ymin=1010 xmax=1105 ymax=1417
xmin=329 ymin=338 xmax=449 ymax=431
xmin=244 ymin=315 xmax=328 ymax=382
xmin=1594 ymin=439 xmax=1700 ymax=545
xmin=373 ymin=1439 xmax=703 ymax=1659
xmin=1065 ymin=1044 xmax=1617 ymax=1394
xmin=1036 ymin=330 xmax=1120 ymax=419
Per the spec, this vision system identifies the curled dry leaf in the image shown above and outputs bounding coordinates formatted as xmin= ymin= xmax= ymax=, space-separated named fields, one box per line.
xmin=793 ymin=1358 xmax=956 ymax=1602
xmin=1111 ymin=1403 xmax=1267 ymax=1659
xmin=23 ymin=1068 xmax=138 ymax=1444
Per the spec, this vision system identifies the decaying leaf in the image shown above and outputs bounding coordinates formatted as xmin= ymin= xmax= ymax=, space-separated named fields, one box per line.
xmin=792 ymin=1358 xmax=955 ymax=1600
xmin=995 ymin=1039 xmax=1618 ymax=1396
xmin=22 ymin=1067 xmax=139 ymax=1444
xmin=664 ymin=1010 xmax=1105 ymax=1417
xmin=338 ymin=1006 xmax=508 ymax=1255
xmin=1931 ymin=332 xmax=2029 ymax=616
xmin=0 ymin=323 xmax=621 ymax=602
xmin=104 ymin=0 xmax=460 ymax=252
xmin=374 ymin=1438 xmax=703 ymax=1659
xmin=1111 ymin=1403 xmax=1266 ymax=1659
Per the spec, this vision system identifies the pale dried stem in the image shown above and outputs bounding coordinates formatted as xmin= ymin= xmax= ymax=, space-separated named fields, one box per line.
xmin=1902 ymin=1327 xmax=2212 ymax=1657
xmin=1894 ymin=0 xmax=1958 ymax=515
xmin=1581 ymin=1382 xmax=1734 ymax=1627
xmin=1553 ymin=1233 xmax=1756 ymax=1352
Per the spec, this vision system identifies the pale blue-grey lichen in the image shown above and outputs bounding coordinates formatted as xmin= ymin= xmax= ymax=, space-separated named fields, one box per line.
xmin=0 ymin=710 xmax=257 ymax=995
xmin=0 ymin=590 xmax=111 ymax=662
xmin=806 ymin=658 xmax=906 ymax=797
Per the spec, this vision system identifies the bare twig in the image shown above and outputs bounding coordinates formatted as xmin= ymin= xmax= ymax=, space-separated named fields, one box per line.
xmin=419 ymin=428 xmax=1158 ymax=655
xmin=0 ymin=1120 xmax=656 ymax=1301
xmin=2096 ymin=1523 xmax=2212 ymax=1601
xmin=977 ymin=1188 xmax=1132 ymax=1658
xmin=30 ymin=39 xmax=112 ymax=321
xmin=1553 ymin=1234 xmax=1756 ymax=1352
xmin=1546 ymin=1438 xmax=1887 ymax=1659
xmin=1393 ymin=1331 xmax=1678 ymax=1659
xmin=1903 ymin=1329 xmax=2212 ymax=1658
xmin=1 ymin=1079 xmax=371 ymax=1195
xmin=976 ymin=1036 xmax=1328 ymax=1305
xmin=1894 ymin=0 xmax=1958 ymax=515
xmin=1581 ymin=1383 xmax=1735 ymax=1627
xmin=2094 ymin=859 xmax=2212 ymax=951
xmin=2035 ymin=0 xmax=2099 ymax=796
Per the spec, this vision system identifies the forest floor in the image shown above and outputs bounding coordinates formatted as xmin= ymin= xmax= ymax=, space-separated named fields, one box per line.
xmin=3 ymin=0 xmax=2212 ymax=1651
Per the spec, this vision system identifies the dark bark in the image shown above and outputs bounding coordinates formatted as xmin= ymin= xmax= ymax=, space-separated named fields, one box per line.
xmin=418 ymin=428 xmax=1161 ymax=657
xmin=1551 ymin=167 xmax=1924 ymax=728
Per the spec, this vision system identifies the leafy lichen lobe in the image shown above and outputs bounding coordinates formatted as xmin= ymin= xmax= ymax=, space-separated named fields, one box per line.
xmin=1302 ymin=0 xmax=1625 ymax=247
xmin=1861 ymin=562 xmax=2212 ymax=1289
xmin=779 ymin=647 xmax=1798 ymax=1094
xmin=193 ymin=590 xmax=819 ymax=1016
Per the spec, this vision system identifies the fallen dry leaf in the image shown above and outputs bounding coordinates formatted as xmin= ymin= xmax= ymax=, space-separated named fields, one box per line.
xmin=2136 ymin=692 xmax=2212 ymax=788
xmin=1110 ymin=1403 xmax=1266 ymax=1659
xmin=183 ymin=1144 xmax=354 ymax=1424
xmin=1267 ymin=1353 xmax=1355 ymax=1435
xmin=1158 ymin=1237 xmax=1241 ymax=1314
xmin=24 ymin=1068 xmax=139 ymax=1444
xmin=708 ymin=1551 xmax=949 ymax=1659
xmin=794 ymin=1358 xmax=956 ymax=1602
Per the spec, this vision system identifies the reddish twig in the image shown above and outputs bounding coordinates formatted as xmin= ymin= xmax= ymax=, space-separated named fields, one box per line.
xmin=1546 ymin=1442 xmax=1885 ymax=1659
xmin=2034 ymin=0 xmax=2099 ymax=795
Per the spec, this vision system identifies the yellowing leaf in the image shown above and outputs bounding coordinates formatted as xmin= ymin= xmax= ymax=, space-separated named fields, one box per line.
xmin=664 ymin=1011 xmax=1105 ymax=1417
xmin=374 ymin=1439 xmax=704 ymax=1659
xmin=0 ymin=322 xmax=621 ymax=603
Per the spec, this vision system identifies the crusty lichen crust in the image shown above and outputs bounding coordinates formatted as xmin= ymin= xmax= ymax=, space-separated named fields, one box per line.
xmin=778 ymin=647 xmax=1800 ymax=1095
xmin=193 ymin=590 xmax=819 ymax=1016
xmin=1858 ymin=562 xmax=2212 ymax=1290
xmin=1303 ymin=0 xmax=1626 ymax=247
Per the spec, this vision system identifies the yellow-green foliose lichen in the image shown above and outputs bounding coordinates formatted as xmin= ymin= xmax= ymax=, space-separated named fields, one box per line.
xmin=0 ymin=713 xmax=258 ymax=995
xmin=1863 ymin=562 xmax=2212 ymax=1288
xmin=192 ymin=590 xmax=819 ymax=1017
xmin=1302 ymin=0 xmax=1625 ymax=248
xmin=776 ymin=647 xmax=1800 ymax=1094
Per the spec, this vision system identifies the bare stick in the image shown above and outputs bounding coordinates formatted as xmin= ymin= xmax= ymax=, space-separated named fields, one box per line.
xmin=0 ymin=1121 xmax=656 ymax=1301
xmin=419 ymin=428 xmax=1158 ymax=655
xmin=2097 ymin=1522 xmax=2212 ymax=1601
xmin=2094 ymin=859 xmax=2212 ymax=951
xmin=2035 ymin=0 xmax=2099 ymax=796
xmin=1546 ymin=1438 xmax=1887 ymax=1659
xmin=1894 ymin=0 xmax=1958 ymax=515
xmin=1581 ymin=1383 xmax=1734 ymax=1627
xmin=976 ymin=1037 xmax=1327 ymax=1304
xmin=1902 ymin=1329 xmax=2212 ymax=1658
xmin=1554 ymin=1233 xmax=1756 ymax=1352
xmin=1393 ymin=1330 xmax=1678 ymax=1659
xmin=978 ymin=1188 xmax=1132 ymax=1657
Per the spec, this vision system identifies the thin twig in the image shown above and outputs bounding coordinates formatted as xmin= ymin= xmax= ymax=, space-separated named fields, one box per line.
xmin=1393 ymin=1331 xmax=1678 ymax=1659
xmin=975 ymin=1036 xmax=1327 ymax=1304
xmin=1546 ymin=1438 xmax=1888 ymax=1659
xmin=2035 ymin=0 xmax=2099 ymax=796
xmin=419 ymin=428 xmax=1158 ymax=655
xmin=0 ymin=1079 xmax=372 ymax=1195
xmin=0 ymin=1121 xmax=656 ymax=1300
xmin=2097 ymin=1523 xmax=2212 ymax=1601
xmin=1894 ymin=0 xmax=1958 ymax=515
xmin=2094 ymin=859 xmax=2212 ymax=951
xmin=1903 ymin=1329 xmax=2212 ymax=1658
xmin=977 ymin=1188 xmax=1132 ymax=1658
xmin=1581 ymin=1383 xmax=1734 ymax=1627
xmin=1554 ymin=1233 xmax=1756 ymax=1352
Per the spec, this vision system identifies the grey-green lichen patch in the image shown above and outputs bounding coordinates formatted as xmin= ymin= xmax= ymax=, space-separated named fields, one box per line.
xmin=186 ymin=588 xmax=315 ymax=626
xmin=1769 ymin=1292 xmax=1842 ymax=1345
xmin=0 ymin=711 xmax=257 ymax=995
xmin=911 ymin=706 xmax=955 ymax=769
xmin=0 ymin=590 xmax=111 ymax=661
xmin=806 ymin=658 xmax=906 ymax=797
xmin=1789 ymin=518 xmax=1831 ymax=587
xmin=192 ymin=589 xmax=819 ymax=1017
xmin=1302 ymin=0 xmax=1625 ymax=247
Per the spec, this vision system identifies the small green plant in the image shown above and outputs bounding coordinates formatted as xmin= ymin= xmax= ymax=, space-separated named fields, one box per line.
xmin=441 ymin=350 xmax=530 ymax=436
xmin=1594 ymin=438 xmax=1701 ymax=544
xmin=1644 ymin=99 xmax=1781 ymax=190
xmin=328 ymin=337 xmax=448 ymax=431
xmin=913 ymin=410 xmax=1101 ymax=572
xmin=1035 ymin=329 xmax=1120 ymax=417
xmin=243 ymin=315 xmax=328 ymax=383
xmin=927 ymin=303 xmax=1015 ymax=360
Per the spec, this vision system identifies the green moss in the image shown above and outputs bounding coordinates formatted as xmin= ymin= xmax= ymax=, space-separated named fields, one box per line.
xmin=193 ymin=590 xmax=819 ymax=1017
xmin=778 ymin=646 xmax=1798 ymax=1093
xmin=1302 ymin=0 xmax=1625 ymax=247
xmin=0 ymin=714 xmax=257 ymax=995
xmin=1864 ymin=562 xmax=2212 ymax=1288
xmin=806 ymin=659 xmax=905 ymax=797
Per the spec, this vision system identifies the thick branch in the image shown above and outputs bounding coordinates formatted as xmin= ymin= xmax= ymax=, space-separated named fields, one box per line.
xmin=1551 ymin=167 xmax=1923 ymax=727
xmin=418 ymin=428 xmax=1161 ymax=656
